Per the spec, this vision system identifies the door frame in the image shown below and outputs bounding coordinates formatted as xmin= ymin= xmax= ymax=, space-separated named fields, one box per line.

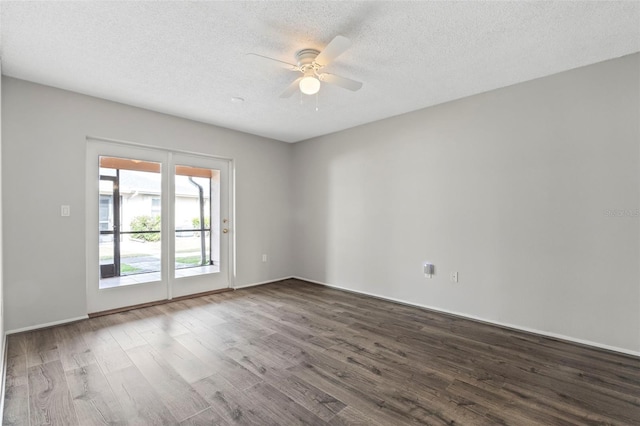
xmin=85 ymin=137 xmax=235 ymax=313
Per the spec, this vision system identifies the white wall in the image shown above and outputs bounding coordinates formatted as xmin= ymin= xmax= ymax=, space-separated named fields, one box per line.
xmin=1 ymin=76 xmax=293 ymax=331
xmin=292 ymin=53 xmax=640 ymax=354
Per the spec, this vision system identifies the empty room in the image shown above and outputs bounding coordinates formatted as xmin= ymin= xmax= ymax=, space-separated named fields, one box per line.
xmin=0 ymin=1 xmax=639 ymax=425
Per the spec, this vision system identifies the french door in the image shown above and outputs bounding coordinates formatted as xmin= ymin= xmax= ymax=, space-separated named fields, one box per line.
xmin=171 ymin=152 xmax=230 ymax=298
xmin=86 ymin=140 xmax=232 ymax=313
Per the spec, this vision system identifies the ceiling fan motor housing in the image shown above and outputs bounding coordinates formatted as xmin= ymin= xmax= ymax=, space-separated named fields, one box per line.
xmin=296 ymin=49 xmax=321 ymax=70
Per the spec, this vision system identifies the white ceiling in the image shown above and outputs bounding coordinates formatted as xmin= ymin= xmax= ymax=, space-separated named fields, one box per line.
xmin=1 ymin=1 xmax=639 ymax=143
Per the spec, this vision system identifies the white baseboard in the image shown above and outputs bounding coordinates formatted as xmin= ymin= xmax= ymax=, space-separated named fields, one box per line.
xmin=5 ymin=315 xmax=89 ymax=335
xmin=4 ymin=278 xmax=636 ymax=358
xmin=292 ymin=276 xmax=640 ymax=358
xmin=233 ymin=276 xmax=294 ymax=290
xmin=4 ymin=279 xmax=291 ymax=334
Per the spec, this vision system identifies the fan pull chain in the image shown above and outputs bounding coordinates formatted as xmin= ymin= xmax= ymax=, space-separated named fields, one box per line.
xmin=315 ymin=92 xmax=319 ymax=112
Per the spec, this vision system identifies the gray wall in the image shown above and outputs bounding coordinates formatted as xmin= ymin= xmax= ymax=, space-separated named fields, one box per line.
xmin=1 ymin=76 xmax=293 ymax=331
xmin=292 ymin=54 xmax=640 ymax=354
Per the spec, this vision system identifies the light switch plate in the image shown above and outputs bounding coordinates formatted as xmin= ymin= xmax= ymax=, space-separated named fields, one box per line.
xmin=61 ymin=205 xmax=71 ymax=216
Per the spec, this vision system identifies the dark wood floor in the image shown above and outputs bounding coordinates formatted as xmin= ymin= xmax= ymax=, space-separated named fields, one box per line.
xmin=3 ymin=279 xmax=640 ymax=425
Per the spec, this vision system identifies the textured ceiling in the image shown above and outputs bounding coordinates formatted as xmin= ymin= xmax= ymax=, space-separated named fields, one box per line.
xmin=1 ymin=1 xmax=639 ymax=143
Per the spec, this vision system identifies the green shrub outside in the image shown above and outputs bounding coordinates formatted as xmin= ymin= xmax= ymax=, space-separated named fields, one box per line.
xmin=130 ymin=215 xmax=161 ymax=242
xmin=192 ymin=217 xmax=210 ymax=229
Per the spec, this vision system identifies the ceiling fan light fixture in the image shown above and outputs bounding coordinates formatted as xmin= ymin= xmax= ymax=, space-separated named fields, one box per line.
xmin=299 ymin=76 xmax=320 ymax=95
xmin=255 ymin=35 xmax=362 ymax=99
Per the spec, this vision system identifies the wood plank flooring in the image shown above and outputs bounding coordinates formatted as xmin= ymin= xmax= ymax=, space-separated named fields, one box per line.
xmin=3 ymin=278 xmax=640 ymax=425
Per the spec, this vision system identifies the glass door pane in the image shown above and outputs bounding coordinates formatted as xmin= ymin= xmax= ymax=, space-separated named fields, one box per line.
xmin=99 ymin=156 xmax=162 ymax=289
xmin=174 ymin=165 xmax=220 ymax=277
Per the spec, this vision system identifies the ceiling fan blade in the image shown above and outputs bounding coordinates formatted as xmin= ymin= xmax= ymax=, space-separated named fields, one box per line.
xmin=246 ymin=53 xmax=298 ymax=71
xmin=279 ymin=77 xmax=304 ymax=98
xmin=314 ymin=35 xmax=352 ymax=66
xmin=319 ymin=73 xmax=363 ymax=91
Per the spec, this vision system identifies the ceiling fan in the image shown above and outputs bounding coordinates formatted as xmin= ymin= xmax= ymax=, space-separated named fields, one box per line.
xmin=247 ymin=35 xmax=363 ymax=98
